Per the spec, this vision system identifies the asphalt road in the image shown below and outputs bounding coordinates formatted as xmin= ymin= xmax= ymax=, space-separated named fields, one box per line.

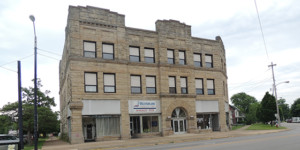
xmin=113 ymin=123 xmax=300 ymax=150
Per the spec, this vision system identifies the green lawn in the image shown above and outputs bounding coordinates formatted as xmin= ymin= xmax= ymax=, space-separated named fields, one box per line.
xmin=24 ymin=137 xmax=48 ymax=150
xmin=247 ymin=123 xmax=286 ymax=130
xmin=231 ymin=125 xmax=245 ymax=130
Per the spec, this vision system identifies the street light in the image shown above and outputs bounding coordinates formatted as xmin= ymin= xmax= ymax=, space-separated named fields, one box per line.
xmin=29 ymin=14 xmax=38 ymax=150
xmin=274 ymin=81 xmax=289 ymax=127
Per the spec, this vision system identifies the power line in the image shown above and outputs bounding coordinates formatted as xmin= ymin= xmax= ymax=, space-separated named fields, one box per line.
xmin=0 ymin=66 xmax=17 ymax=73
xmin=0 ymin=54 xmax=34 ymax=67
xmin=37 ymin=48 xmax=61 ymax=56
xmin=37 ymin=53 xmax=60 ymax=61
xmin=254 ymin=0 xmax=269 ymax=60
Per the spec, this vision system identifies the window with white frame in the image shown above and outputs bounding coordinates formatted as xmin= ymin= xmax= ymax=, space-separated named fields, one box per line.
xmin=195 ymin=78 xmax=204 ymax=95
xmin=84 ymin=41 xmax=96 ymax=58
xmin=146 ymin=76 xmax=156 ymax=94
xmin=207 ymin=79 xmax=215 ymax=95
xmin=131 ymin=75 xmax=141 ymax=94
xmin=167 ymin=49 xmax=175 ymax=64
xmin=194 ymin=53 xmax=202 ymax=67
xmin=205 ymin=54 xmax=213 ymax=68
xmin=103 ymin=73 xmax=115 ymax=93
xmin=102 ymin=43 xmax=114 ymax=60
xmin=169 ymin=76 xmax=176 ymax=94
xmin=144 ymin=48 xmax=155 ymax=63
xmin=180 ymin=77 xmax=188 ymax=94
xmin=179 ymin=51 xmax=186 ymax=65
xmin=130 ymin=47 xmax=140 ymax=62
xmin=84 ymin=72 xmax=97 ymax=92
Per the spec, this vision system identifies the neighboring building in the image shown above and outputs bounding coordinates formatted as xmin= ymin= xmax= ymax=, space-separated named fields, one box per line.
xmin=229 ymin=105 xmax=245 ymax=125
xmin=59 ymin=6 xmax=229 ymax=144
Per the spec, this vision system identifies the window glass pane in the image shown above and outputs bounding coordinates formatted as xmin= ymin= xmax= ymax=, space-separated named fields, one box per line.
xmin=194 ymin=61 xmax=201 ymax=67
xmin=181 ymin=88 xmax=187 ymax=94
xmin=131 ymin=76 xmax=141 ymax=86
xmin=131 ymin=87 xmax=141 ymax=93
xmin=169 ymin=87 xmax=176 ymax=93
xmin=103 ymin=53 xmax=113 ymax=59
xmin=84 ymin=51 xmax=96 ymax=58
xmin=168 ymin=58 xmax=174 ymax=64
xmin=85 ymin=73 xmax=96 ymax=85
xmin=196 ymin=89 xmax=204 ymax=95
xmin=194 ymin=54 xmax=201 ymax=61
xmin=142 ymin=116 xmax=151 ymax=133
xmin=145 ymin=57 xmax=154 ymax=63
xmin=206 ymin=62 xmax=213 ymax=68
xmin=96 ymin=116 xmax=120 ymax=137
xmin=205 ymin=55 xmax=212 ymax=63
xmin=179 ymin=59 xmax=185 ymax=65
xmin=104 ymin=86 xmax=115 ymax=93
xmin=180 ymin=77 xmax=187 ymax=88
xmin=146 ymin=77 xmax=155 ymax=87
xmin=130 ymin=56 xmax=140 ymax=62
xmin=103 ymin=44 xmax=113 ymax=53
xmin=167 ymin=50 xmax=174 ymax=58
xmin=144 ymin=49 xmax=154 ymax=57
xmin=208 ymin=89 xmax=215 ymax=95
xmin=130 ymin=47 xmax=139 ymax=56
xmin=179 ymin=51 xmax=185 ymax=59
xmin=104 ymin=74 xmax=115 ymax=86
xmin=207 ymin=80 xmax=214 ymax=89
xmin=169 ymin=77 xmax=175 ymax=87
xmin=85 ymin=85 xmax=97 ymax=92
xmin=146 ymin=87 xmax=156 ymax=94
xmin=151 ymin=116 xmax=159 ymax=132
xmin=195 ymin=79 xmax=203 ymax=88
xmin=84 ymin=42 xmax=96 ymax=52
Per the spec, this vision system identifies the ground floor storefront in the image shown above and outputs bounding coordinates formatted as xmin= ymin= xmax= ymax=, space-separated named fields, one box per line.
xmin=65 ymin=98 xmax=229 ymax=144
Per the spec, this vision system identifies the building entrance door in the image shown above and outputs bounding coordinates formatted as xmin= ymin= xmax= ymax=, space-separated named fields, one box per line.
xmin=172 ymin=119 xmax=186 ymax=134
xmin=86 ymin=124 xmax=93 ymax=139
xmin=130 ymin=116 xmax=140 ymax=137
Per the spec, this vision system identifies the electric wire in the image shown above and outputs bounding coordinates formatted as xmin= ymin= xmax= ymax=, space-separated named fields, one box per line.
xmin=37 ymin=52 xmax=60 ymax=61
xmin=0 ymin=54 xmax=34 ymax=67
xmin=37 ymin=48 xmax=61 ymax=56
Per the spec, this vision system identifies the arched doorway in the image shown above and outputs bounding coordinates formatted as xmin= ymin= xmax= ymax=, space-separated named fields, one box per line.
xmin=171 ymin=107 xmax=187 ymax=134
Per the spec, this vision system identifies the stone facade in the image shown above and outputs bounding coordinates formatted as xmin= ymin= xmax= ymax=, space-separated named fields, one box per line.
xmin=59 ymin=6 xmax=229 ymax=144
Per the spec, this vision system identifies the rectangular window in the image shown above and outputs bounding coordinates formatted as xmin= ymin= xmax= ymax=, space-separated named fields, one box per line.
xmin=84 ymin=72 xmax=97 ymax=92
xmin=84 ymin=41 xmax=96 ymax=58
xmin=207 ymin=79 xmax=215 ymax=95
xmin=146 ymin=76 xmax=156 ymax=94
xmin=179 ymin=51 xmax=186 ymax=65
xmin=195 ymin=78 xmax=204 ymax=95
xmin=103 ymin=73 xmax=115 ymax=93
xmin=167 ymin=49 xmax=175 ymax=64
xmin=205 ymin=54 xmax=213 ymax=68
xmin=194 ymin=53 xmax=202 ymax=67
xmin=102 ymin=43 xmax=114 ymax=60
xmin=142 ymin=116 xmax=159 ymax=133
xmin=131 ymin=75 xmax=141 ymax=94
xmin=169 ymin=76 xmax=176 ymax=94
xmin=130 ymin=47 xmax=140 ymax=62
xmin=96 ymin=116 xmax=120 ymax=137
xmin=180 ymin=77 xmax=188 ymax=94
xmin=144 ymin=48 xmax=155 ymax=63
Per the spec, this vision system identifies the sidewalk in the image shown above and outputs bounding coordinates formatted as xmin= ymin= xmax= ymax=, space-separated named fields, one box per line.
xmin=42 ymin=127 xmax=288 ymax=150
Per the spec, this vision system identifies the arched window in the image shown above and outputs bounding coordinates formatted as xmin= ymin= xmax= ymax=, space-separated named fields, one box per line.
xmin=171 ymin=107 xmax=186 ymax=118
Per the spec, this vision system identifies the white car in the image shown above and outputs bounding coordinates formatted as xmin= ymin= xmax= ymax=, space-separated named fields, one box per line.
xmin=0 ymin=134 xmax=19 ymax=150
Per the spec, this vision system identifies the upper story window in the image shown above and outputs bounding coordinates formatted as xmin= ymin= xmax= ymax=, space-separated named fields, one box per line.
xmin=194 ymin=53 xmax=202 ymax=67
xmin=130 ymin=47 xmax=140 ymax=62
xmin=131 ymin=75 xmax=141 ymax=94
xmin=205 ymin=54 xmax=213 ymax=68
xmin=102 ymin=43 xmax=114 ymax=60
xmin=179 ymin=51 xmax=186 ymax=65
xmin=180 ymin=77 xmax=188 ymax=94
xmin=195 ymin=78 xmax=204 ymax=95
xmin=103 ymin=73 xmax=115 ymax=93
xmin=144 ymin=48 xmax=155 ymax=63
xmin=146 ymin=76 xmax=156 ymax=94
xmin=84 ymin=41 xmax=96 ymax=58
xmin=207 ymin=79 xmax=215 ymax=95
xmin=167 ymin=49 xmax=175 ymax=64
xmin=169 ymin=76 xmax=176 ymax=94
xmin=84 ymin=72 xmax=97 ymax=93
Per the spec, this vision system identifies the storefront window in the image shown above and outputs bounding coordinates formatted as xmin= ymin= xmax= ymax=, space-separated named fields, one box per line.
xmin=96 ymin=115 xmax=120 ymax=137
xmin=142 ymin=116 xmax=159 ymax=133
xmin=197 ymin=114 xmax=211 ymax=129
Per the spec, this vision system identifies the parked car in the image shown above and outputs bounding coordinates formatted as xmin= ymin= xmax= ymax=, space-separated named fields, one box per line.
xmin=0 ymin=134 xmax=19 ymax=150
xmin=286 ymin=119 xmax=292 ymax=123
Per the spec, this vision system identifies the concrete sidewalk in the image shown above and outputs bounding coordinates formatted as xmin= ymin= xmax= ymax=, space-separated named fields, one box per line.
xmin=42 ymin=127 xmax=288 ymax=150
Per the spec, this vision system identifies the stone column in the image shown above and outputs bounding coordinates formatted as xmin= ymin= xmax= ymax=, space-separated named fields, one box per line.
xmin=69 ymin=101 xmax=84 ymax=144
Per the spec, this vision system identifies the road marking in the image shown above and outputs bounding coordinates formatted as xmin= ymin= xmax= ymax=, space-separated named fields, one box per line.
xmin=170 ymin=133 xmax=300 ymax=150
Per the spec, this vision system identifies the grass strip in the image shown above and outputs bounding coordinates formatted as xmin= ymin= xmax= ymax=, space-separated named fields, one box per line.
xmin=247 ymin=123 xmax=286 ymax=130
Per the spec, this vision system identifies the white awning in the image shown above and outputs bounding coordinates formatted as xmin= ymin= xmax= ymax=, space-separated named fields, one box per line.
xmin=82 ymin=100 xmax=120 ymax=115
xmin=196 ymin=100 xmax=219 ymax=113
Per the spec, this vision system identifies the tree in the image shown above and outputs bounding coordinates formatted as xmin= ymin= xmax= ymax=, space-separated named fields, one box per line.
xmin=277 ymin=98 xmax=291 ymax=120
xmin=291 ymin=98 xmax=300 ymax=117
xmin=245 ymin=102 xmax=260 ymax=124
xmin=0 ymin=115 xmax=14 ymax=134
xmin=231 ymin=92 xmax=257 ymax=114
xmin=259 ymin=92 xmax=277 ymax=125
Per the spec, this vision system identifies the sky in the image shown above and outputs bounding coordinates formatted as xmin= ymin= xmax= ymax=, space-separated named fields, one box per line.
xmin=0 ymin=0 xmax=299 ymax=112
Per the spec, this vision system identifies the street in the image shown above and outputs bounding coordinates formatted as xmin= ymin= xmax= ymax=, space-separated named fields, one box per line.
xmin=112 ymin=123 xmax=300 ymax=150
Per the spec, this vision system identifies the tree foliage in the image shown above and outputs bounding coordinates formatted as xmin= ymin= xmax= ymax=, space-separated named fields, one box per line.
xmin=277 ymin=98 xmax=291 ymax=120
xmin=291 ymin=98 xmax=300 ymax=117
xmin=230 ymin=92 xmax=257 ymax=114
xmin=245 ymin=102 xmax=260 ymax=124
xmin=258 ymin=92 xmax=277 ymax=124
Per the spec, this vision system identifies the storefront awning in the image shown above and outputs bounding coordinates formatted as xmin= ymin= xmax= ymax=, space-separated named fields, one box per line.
xmin=196 ymin=100 xmax=219 ymax=113
xmin=82 ymin=100 xmax=120 ymax=115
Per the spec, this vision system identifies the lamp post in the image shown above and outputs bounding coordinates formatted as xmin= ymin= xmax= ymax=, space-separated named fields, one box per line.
xmin=274 ymin=81 xmax=289 ymax=127
xmin=29 ymin=15 xmax=38 ymax=150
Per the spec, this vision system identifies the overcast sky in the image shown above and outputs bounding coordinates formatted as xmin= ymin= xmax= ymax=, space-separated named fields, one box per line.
xmin=1 ymin=0 xmax=299 ymax=111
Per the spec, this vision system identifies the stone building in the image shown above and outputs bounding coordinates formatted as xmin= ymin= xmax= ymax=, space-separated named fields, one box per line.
xmin=59 ymin=5 xmax=230 ymax=144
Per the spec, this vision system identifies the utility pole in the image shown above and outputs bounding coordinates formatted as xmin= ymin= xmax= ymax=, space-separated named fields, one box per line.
xmin=268 ymin=62 xmax=281 ymax=126
xmin=18 ymin=61 xmax=23 ymax=150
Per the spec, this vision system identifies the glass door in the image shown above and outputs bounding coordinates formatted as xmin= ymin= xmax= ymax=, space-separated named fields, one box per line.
xmin=173 ymin=119 xmax=186 ymax=134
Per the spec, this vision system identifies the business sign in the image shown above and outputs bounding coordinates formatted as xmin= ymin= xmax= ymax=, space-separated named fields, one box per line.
xmin=128 ymin=100 xmax=161 ymax=114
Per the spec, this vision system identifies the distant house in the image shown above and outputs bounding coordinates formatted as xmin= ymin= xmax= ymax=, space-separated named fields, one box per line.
xmin=229 ymin=105 xmax=245 ymax=125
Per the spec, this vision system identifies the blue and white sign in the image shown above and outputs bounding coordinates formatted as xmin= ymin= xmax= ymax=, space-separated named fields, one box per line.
xmin=129 ymin=100 xmax=161 ymax=114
